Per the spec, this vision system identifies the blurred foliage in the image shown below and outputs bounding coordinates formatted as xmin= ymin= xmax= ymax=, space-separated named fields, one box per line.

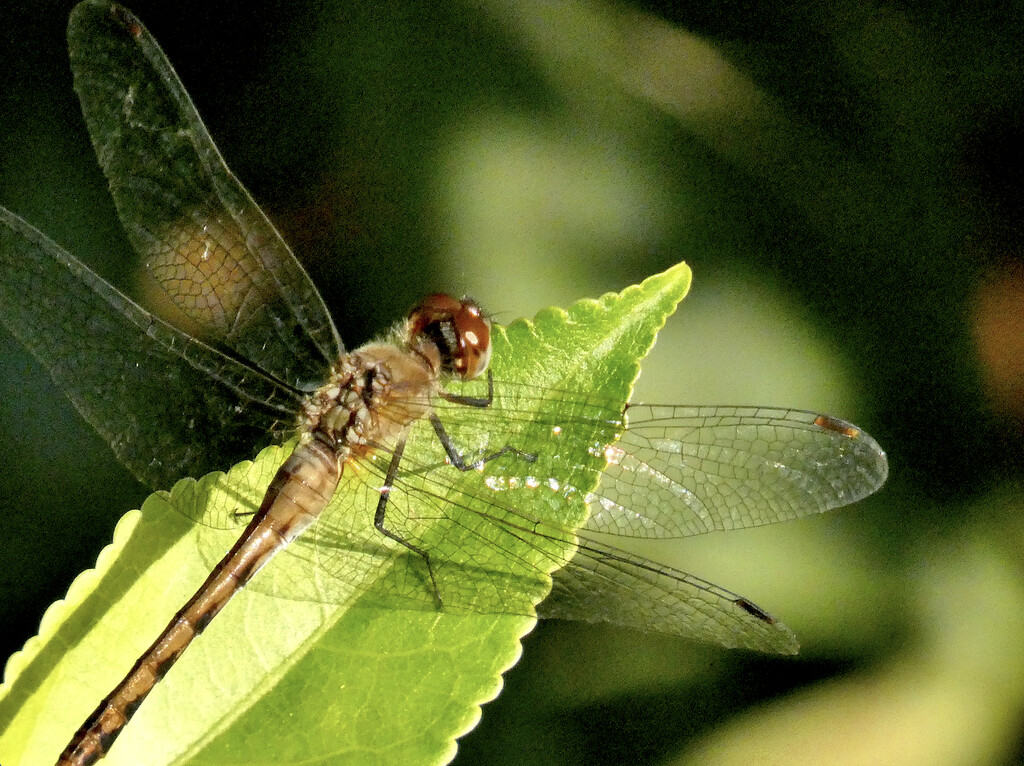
xmin=0 ymin=0 xmax=1022 ymax=765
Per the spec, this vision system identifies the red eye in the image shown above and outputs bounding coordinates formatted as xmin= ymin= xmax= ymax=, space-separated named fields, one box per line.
xmin=450 ymin=300 xmax=491 ymax=379
xmin=408 ymin=294 xmax=492 ymax=380
xmin=407 ymin=294 xmax=462 ymax=331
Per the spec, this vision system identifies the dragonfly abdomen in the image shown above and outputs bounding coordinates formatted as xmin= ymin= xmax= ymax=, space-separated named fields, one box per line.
xmin=56 ymin=437 xmax=343 ymax=766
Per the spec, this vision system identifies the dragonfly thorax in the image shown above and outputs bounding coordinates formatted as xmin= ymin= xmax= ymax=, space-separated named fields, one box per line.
xmin=300 ymin=343 xmax=439 ymax=460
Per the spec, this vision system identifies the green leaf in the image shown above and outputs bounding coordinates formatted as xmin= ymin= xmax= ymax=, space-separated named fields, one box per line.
xmin=0 ymin=262 xmax=690 ymax=766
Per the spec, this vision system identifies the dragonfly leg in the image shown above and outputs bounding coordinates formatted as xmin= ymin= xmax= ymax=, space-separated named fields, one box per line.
xmin=374 ymin=434 xmax=443 ymax=607
xmin=439 ymin=369 xmax=494 ymax=407
xmin=430 ymin=412 xmax=536 ymax=470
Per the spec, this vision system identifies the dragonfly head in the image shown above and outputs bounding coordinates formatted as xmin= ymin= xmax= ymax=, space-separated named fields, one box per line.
xmin=407 ymin=294 xmax=492 ymax=381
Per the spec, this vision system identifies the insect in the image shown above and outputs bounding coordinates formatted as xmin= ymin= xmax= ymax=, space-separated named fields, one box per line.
xmin=0 ymin=2 xmax=888 ymax=764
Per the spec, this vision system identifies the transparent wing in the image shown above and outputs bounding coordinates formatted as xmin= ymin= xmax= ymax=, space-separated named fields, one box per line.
xmin=196 ymin=385 xmax=885 ymax=652
xmin=541 ymin=537 xmax=799 ymax=652
xmin=67 ymin=1 xmax=341 ymax=388
xmin=0 ymin=205 xmax=300 ymax=489
xmin=585 ymin=404 xmax=890 ymax=537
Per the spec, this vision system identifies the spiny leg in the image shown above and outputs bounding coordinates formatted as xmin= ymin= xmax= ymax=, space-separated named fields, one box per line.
xmin=434 ymin=372 xmax=536 ymax=468
xmin=374 ymin=434 xmax=443 ymax=607
xmin=439 ymin=368 xmax=494 ymax=408
xmin=429 ymin=412 xmax=536 ymax=471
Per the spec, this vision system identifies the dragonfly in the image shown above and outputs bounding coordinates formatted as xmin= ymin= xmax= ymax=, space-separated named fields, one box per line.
xmin=0 ymin=2 xmax=888 ymax=765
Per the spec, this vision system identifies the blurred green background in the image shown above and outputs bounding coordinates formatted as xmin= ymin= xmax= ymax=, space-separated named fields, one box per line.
xmin=2 ymin=1 xmax=1023 ymax=764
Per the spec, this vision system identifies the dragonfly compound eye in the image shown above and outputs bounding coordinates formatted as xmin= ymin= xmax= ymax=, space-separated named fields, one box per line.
xmin=408 ymin=294 xmax=491 ymax=380
xmin=449 ymin=299 xmax=491 ymax=380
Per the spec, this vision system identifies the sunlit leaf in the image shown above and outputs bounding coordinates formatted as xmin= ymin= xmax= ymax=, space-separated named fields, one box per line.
xmin=0 ymin=262 xmax=691 ymax=766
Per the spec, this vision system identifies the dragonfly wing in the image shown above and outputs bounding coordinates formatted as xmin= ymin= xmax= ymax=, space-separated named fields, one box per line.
xmin=542 ymin=535 xmax=799 ymax=653
xmin=0 ymin=206 xmax=300 ymax=489
xmin=585 ymin=405 xmax=889 ymax=537
xmin=67 ymin=1 xmax=341 ymax=388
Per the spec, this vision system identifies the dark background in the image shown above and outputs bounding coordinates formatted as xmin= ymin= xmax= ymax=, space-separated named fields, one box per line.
xmin=2 ymin=1 xmax=1023 ymax=764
